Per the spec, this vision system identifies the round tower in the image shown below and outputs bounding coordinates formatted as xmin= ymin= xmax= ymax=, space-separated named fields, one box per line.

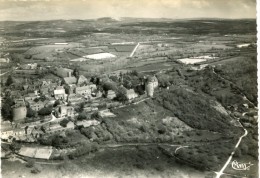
xmin=13 ymin=106 xmax=27 ymax=122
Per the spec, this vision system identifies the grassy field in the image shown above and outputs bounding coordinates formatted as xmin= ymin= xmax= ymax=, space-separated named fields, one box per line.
xmin=2 ymin=146 xmax=208 ymax=178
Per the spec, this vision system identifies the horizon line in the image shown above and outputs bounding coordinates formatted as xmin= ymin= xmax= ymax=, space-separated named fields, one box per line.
xmin=0 ymin=16 xmax=256 ymax=22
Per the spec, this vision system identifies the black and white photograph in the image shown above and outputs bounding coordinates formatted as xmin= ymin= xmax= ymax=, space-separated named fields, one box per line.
xmin=0 ymin=0 xmax=258 ymax=177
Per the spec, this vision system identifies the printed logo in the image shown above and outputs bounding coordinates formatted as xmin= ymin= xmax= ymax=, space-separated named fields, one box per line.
xmin=231 ymin=160 xmax=254 ymax=171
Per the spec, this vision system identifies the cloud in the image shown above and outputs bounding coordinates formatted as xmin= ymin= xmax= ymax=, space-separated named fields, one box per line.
xmin=0 ymin=0 xmax=256 ymax=21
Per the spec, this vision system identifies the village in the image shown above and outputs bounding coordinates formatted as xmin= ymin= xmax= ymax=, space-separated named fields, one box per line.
xmin=0 ymin=15 xmax=258 ymax=178
xmin=1 ymin=61 xmax=160 ymax=160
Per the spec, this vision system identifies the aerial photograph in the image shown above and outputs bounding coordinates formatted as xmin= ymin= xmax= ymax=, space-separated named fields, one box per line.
xmin=0 ymin=0 xmax=258 ymax=178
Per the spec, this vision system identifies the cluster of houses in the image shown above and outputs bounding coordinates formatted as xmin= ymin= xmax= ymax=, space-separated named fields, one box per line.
xmin=1 ymin=66 xmax=159 ymax=147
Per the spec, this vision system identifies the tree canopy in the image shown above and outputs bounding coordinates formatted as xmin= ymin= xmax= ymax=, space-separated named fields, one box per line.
xmin=5 ymin=75 xmax=14 ymax=86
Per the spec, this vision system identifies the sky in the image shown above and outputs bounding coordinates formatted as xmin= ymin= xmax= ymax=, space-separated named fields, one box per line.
xmin=0 ymin=0 xmax=257 ymax=21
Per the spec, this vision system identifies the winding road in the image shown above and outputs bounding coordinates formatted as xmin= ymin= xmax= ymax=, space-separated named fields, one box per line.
xmin=215 ymin=127 xmax=248 ymax=178
xmin=212 ymin=67 xmax=252 ymax=178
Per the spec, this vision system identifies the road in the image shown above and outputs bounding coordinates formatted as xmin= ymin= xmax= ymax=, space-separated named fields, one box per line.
xmin=130 ymin=42 xmax=140 ymax=57
xmin=174 ymin=146 xmax=189 ymax=154
xmin=212 ymin=67 xmax=252 ymax=177
xmin=104 ymin=143 xmax=183 ymax=148
xmin=0 ymin=71 xmax=10 ymax=77
xmin=215 ymin=127 xmax=248 ymax=178
xmin=0 ymin=67 xmax=18 ymax=76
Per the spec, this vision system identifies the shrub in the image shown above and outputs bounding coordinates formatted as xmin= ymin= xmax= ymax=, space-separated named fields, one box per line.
xmin=26 ymin=160 xmax=35 ymax=168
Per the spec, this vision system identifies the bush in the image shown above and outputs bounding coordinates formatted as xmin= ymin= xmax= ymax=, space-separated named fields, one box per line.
xmin=5 ymin=75 xmax=14 ymax=86
xmin=38 ymin=106 xmax=52 ymax=116
xmin=26 ymin=160 xmax=35 ymax=168
xmin=31 ymin=165 xmax=41 ymax=174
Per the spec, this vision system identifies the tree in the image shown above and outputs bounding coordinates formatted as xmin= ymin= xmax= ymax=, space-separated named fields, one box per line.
xmin=5 ymin=75 xmax=14 ymax=86
xmin=134 ymin=85 xmax=144 ymax=95
xmin=26 ymin=107 xmax=37 ymax=118
xmin=53 ymin=100 xmax=61 ymax=107
xmin=64 ymin=85 xmax=70 ymax=95
xmin=26 ymin=160 xmax=35 ymax=168
xmin=77 ymin=112 xmax=87 ymax=121
xmin=24 ymin=54 xmax=32 ymax=59
xmin=1 ymin=97 xmax=14 ymax=121
xmin=102 ymin=82 xmax=117 ymax=92
xmin=73 ymin=68 xmax=79 ymax=78
xmin=38 ymin=107 xmax=52 ymax=116
xmin=158 ymin=74 xmax=171 ymax=88
xmin=115 ymin=86 xmax=128 ymax=102
xmin=60 ymin=119 xmax=69 ymax=127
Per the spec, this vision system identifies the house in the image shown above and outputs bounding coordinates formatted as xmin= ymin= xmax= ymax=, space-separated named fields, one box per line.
xmin=23 ymin=85 xmax=29 ymax=90
xmin=126 ymin=89 xmax=138 ymax=100
xmin=54 ymin=86 xmax=66 ymax=100
xmin=48 ymin=83 xmax=58 ymax=92
xmin=1 ymin=130 xmax=14 ymax=140
xmin=59 ymin=105 xmax=74 ymax=117
xmin=13 ymin=128 xmax=26 ymax=138
xmin=67 ymin=93 xmax=84 ymax=105
xmin=107 ymin=90 xmax=116 ymax=99
xmin=63 ymin=76 xmax=77 ymax=85
xmin=24 ymin=93 xmax=37 ymax=102
xmin=40 ymin=87 xmax=49 ymax=95
xmin=41 ymin=80 xmax=51 ymax=87
xmin=30 ymin=101 xmax=45 ymax=111
xmin=77 ymin=75 xmax=88 ymax=85
xmin=75 ymin=85 xmax=96 ymax=96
